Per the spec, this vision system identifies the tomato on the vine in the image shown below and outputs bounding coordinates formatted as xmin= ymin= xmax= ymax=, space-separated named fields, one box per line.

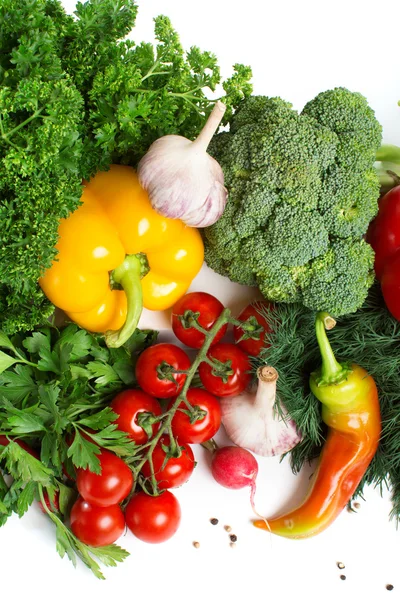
xmin=171 ymin=291 xmax=227 ymax=348
xmin=135 ymin=343 xmax=191 ymax=398
xmin=141 ymin=435 xmax=195 ymax=489
xmin=168 ymin=388 xmax=221 ymax=443
xmin=76 ymin=449 xmax=133 ymax=507
xmin=125 ymin=490 xmax=181 ymax=543
xmin=233 ymin=300 xmax=272 ymax=357
xmin=111 ymin=389 xmax=162 ymax=444
xmin=198 ymin=343 xmax=251 ymax=397
xmin=70 ymin=496 xmax=125 ymax=547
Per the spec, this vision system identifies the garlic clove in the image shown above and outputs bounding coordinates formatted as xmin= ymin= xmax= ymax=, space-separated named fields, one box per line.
xmin=138 ymin=102 xmax=227 ymax=227
xmin=220 ymin=366 xmax=302 ymax=458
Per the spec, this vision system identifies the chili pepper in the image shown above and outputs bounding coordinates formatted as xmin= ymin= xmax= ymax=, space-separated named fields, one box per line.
xmin=39 ymin=165 xmax=204 ymax=347
xmin=253 ymin=312 xmax=381 ymax=538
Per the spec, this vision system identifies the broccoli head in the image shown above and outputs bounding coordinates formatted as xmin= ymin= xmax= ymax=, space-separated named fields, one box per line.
xmin=204 ymin=88 xmax=382 ymax=317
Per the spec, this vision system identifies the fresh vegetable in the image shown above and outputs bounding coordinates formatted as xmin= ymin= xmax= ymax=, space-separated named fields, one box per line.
xmin=39 ymin=165 xmax=204 ymax=347
xmin=220 ymin=366 xmax=301 ymax=457
xmin=0 ymin=324 xmax=156 ymax=577
xmin=70 ymin=497 xmax=126 ymax=547
xmin=111 ymin=389 xmax=162 ymax=445
xmin=367 ymin=185 xmax=400 ymax=319
xmin=253 ymin=312 xmax=381 ymax=538
xmin=138 ymin=101 xmax=227 ymax=227
xmin=198 ymin=343 xmax=252 ymax=397
xmin=125 ymin=490 xmax=181 ymax=544
xmin=135 ymin=343 xmax=191 ymax=398
xmin=0 ymin=0 xmax=252 ymax=336
xmin=203 ymin=88 xmax=382 ymax=317
xmin=168 ymin=388 xmax=221 ymax=444
xmin=76 ymin=449 xmax=133 ymax=507
xmin=171 ymin=292 xmax=227 ymax=349
xmin=141 ymin=435 xmax=195 ymax=490
xmin=233 ymin=301 xmax=272 ymax=356
xmin=367 ymin=185 xmax=400 ymax=279
xmin=204 ymin=442 xmax=266 ymax=523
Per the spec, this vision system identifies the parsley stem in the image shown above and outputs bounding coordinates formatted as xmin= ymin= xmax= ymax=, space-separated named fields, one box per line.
xmin=1 ymin=108 xmax=44 ymax=143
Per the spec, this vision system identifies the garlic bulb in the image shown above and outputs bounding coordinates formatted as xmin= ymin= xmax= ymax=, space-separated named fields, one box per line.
xmin=221 ymin=366 xmax=302 ymax=457
xmin=137 ymin=101 xmax=227 ymax=227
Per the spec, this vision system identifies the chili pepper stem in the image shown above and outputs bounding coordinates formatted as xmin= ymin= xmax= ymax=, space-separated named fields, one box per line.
xmin=314 ymin=312 xmax=350 ymax=386
xmin=105 ymin=255 xmax=144 ymax=348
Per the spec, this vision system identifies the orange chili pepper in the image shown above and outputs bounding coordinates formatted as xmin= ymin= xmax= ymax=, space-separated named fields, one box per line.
xmin=254 ymin=312 xmax=381 ymax=538
xmin=39 ymin=165 xmax=204 ymax=347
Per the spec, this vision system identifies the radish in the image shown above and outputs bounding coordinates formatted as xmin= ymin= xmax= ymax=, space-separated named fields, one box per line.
xmin=205 ymin=443 xmax=270 ymax=528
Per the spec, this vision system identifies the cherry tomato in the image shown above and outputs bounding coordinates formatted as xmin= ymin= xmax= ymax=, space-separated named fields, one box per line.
xmin=111 ymin=389 xmax=162 ymax=444
xmin=233 ymin=300 xmax=272 ymax=356
xmin=367 ymin=186 xmax=400 ymax=280
xmin=125 ymin=490 xmax=181 ymax=543
xmin=198 ymin=343 xmax=251 ymax=397
xmin=70 ymin=496 xmax=125 ymax=547
xmin=76 ymin=449 xmax=133 ymax=507
xmin=381 ymin=250 xmax=400 ymax=320
xmin=168 ymin=388 xmax=221 ymax=444
xmin=141 ymin=435 xmax=195 ymax=489
xmin=171 ymin=292 xmax=227 ymax=349
xmin=135 ymin=343 xmax=191 ymax=399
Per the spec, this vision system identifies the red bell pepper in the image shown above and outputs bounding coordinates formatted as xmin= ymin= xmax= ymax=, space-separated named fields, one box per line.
xmin=367 ymin=185 xmax=400 ymax=319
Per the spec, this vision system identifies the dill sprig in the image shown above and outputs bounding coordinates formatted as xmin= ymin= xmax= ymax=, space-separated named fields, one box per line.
xmin=254 ymin=282 xmax=400 ymax=522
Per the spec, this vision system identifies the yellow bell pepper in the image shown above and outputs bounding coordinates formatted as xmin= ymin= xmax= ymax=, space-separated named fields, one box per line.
xmin=39 ymin=165 xmax=204 ymax=347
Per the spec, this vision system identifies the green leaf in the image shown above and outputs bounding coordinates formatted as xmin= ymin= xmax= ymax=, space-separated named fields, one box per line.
xmin=58 ymin=483 xmax=77 ymax=516
xmin=6 ymin=409 xmax=47 ymax=435
xmin=57 ymin=325 xmax=94 ymax=361
xmin=112 ymin=359 xmax=135 ymax=385
xmin=0 ymin=365 xmax=38 ymax=403
xmin=0 ymin=351 xmax=18 ymax=374
xmin=22 ymin=331 xmax=50 ymax=355
xmin=0 ymin=332 xmax=15 ymax=352
xmin=67 ymin=431 xmax=101 ymax=473
xmin=86 ymin=362 xmax=120 ymax=386
xmin=17 ymin=481 xmax=36 ymax=516
xmin=2 ymin=443 xmax=53 ymax=486
xmin=77 ymin=407 xmax=117 ymax=430
xmin=37 ymin=347 xmax=61 ymax=375
xmin=89 ymin=544 xmax=130 ymax=567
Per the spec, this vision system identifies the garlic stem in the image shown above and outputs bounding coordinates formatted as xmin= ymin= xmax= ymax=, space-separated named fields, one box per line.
xmin=194 ymin=101 xmax=227 ymax=151
xmin=254 ymin=366 xmax=278 ymax=410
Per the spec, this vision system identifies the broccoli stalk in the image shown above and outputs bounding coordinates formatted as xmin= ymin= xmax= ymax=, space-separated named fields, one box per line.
xmin=204 ymin=87 xmax=382 ymax=317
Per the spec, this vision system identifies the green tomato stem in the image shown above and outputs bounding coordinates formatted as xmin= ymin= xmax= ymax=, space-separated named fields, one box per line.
xmin=130 ymin=307 xmax=233 ymax=495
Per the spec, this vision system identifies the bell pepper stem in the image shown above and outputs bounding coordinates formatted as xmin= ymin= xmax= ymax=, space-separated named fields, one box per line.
xmin=315 ymin=312 xmax=346 ymax=385
xmin=105 ymin=255 xmax=143 ymax=348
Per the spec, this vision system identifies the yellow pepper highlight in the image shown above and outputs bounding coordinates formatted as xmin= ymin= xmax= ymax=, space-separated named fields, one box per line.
xmin=39 ymin=165 xmax=204 ymax=347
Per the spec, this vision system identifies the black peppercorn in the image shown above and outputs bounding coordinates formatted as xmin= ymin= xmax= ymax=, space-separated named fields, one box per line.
xmin=340 ymin=575 xmax=346 ymax=581
xmin=229 ymin=534 xmax=237 ymax=542
xmin=210 ymin=518 xmax=219 ymax=525
xmin=386 ymin=584 xmax=394 ymax=591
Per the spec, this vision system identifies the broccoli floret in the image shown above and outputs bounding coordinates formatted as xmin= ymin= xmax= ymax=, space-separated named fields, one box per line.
xmin=300 ymin=238 xmax=375 ymax=316
xmin=204 ymin=88 xmax=381 ymax=317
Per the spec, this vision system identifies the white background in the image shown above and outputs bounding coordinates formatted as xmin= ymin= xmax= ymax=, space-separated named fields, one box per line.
xmin=3 ymin=1 xmax=400 ymax=599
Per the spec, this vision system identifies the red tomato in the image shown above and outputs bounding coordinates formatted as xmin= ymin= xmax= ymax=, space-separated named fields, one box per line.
xmin=135 ymin=343 xmax=191 ymax=399
xmin=168 ymin=388 xmax=221 ymax=444
xmin=198 ymin=343 xmax=252 ymax=397
xmin=125 ymin=491 xmax=181 ymax=543
xmin=111 ymin=389 xmax=162 ymax=444
xmin=233 ymin=301 xmax=272 ymax=356
xmin=70 ymin=496 xmax=125 ymax=547
xmin=367 ymin=185 xmax=400 ymax=280
xmin=141 ymin=435 xmax=195 ymax=489
xmin=171 ymin=292 xmax=227 ymax=349
xmin=381 ymin=250 xmax=400 ymax=320
xmin=76 ymin=449 xmax=133 ymax=507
